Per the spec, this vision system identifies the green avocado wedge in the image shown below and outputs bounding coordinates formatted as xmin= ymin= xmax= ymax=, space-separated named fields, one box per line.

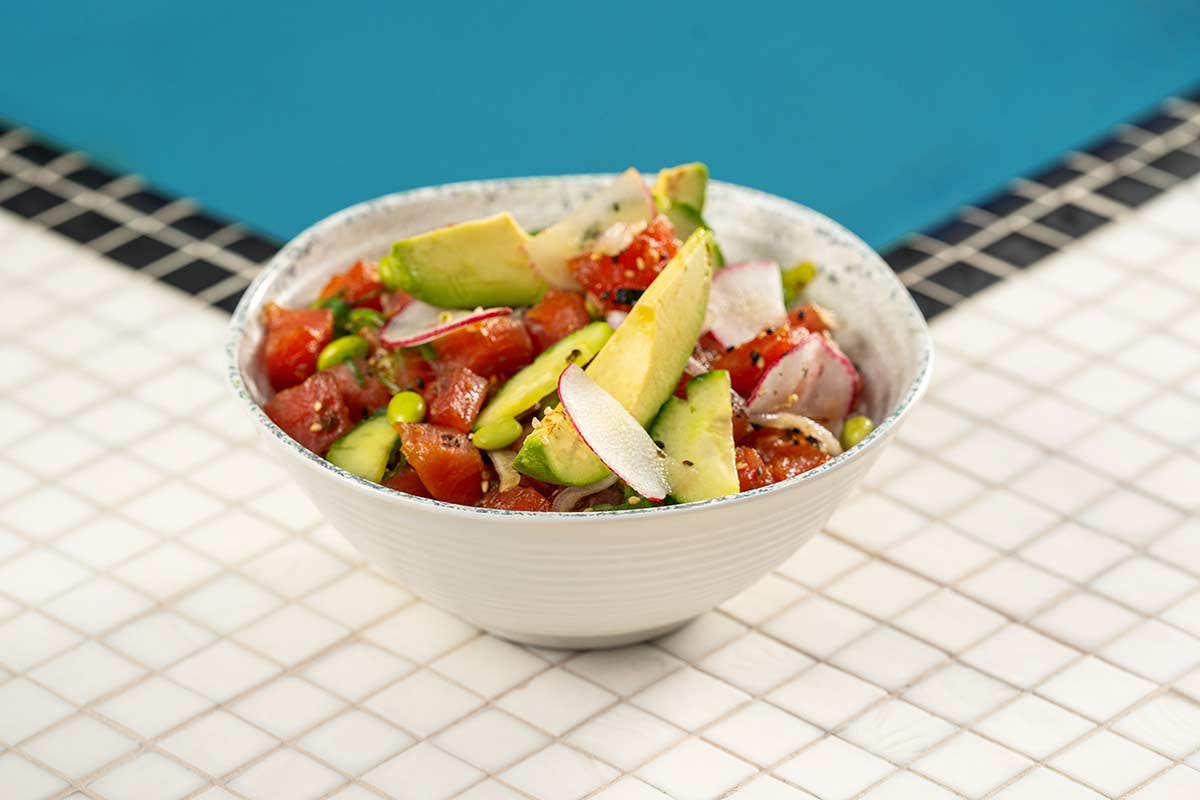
xmin=653 ymin=162 xmax=708 ymax=210
xmin=326 ymin=414 xmax=399 ymax=483
xmin=514 ymin=228 xmax=715 ymax=486
xmin=653 ymin=163 xmax=725 ymax=267
xmin=379 ymin=212 xmax=547 ymax=308
xmin=475 ymin=321 xmax=614 ymax=430
xmin=649 ymin=370 xmax=739 ymax=503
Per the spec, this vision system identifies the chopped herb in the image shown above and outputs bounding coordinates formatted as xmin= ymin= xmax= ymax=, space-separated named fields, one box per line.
xmin=347 ymin=359 xmax=365 ymax=387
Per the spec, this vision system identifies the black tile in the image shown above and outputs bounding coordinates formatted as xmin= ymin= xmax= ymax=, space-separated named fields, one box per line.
xmin=65 ymin=165 xmax=119 ymax=190
xmin=119 ymin=188 xmax=174 ymax=214
xmin=974 ymin=190 xmax=1031 ymax=217
xmin=1130 ymin=111 xmax=1186 ymax=135
xmin=169 ymin=212 xmax=228 ymax=239
xmin=909 ymin=287 xmax=950 ymax=319
xmin=983 ymin=231 xmax=1055 ymax=268
xmin=160 ymin=259 xmax=234 ymax=294
xmin=1035 ymin=204 xmax=1109 ymax=239
xmin=52 ymin=210 xmax=122 ymax=243
xmin=1148 ymin=149 xmax=1200 ymax=180
xmin=14 ymin=142 xmax=64 ymax=165
xmin=925 ymin=261 xmax=1002 ymax=296
xmin=880 ymin=245 xmax=930 ymax=272
xmin=0 ymin=186 xmax=64 ymax=217
xmin=1030 ymin=164 xmax=1081 ymax=188
xmin=213 ymin=287 xmax=246 ymax=314
xmin=225 ymin=234 xmax=280 ymax=263
xmin=925 ymin=217 xmax=981 ymax=245
xmin=1082 ymin=137 xmax=1138 ymax=162
xmin=104 ymin=235 xmax=175 ymax=269
xmin=1095 ymin=175 xmax=1161 ymax=207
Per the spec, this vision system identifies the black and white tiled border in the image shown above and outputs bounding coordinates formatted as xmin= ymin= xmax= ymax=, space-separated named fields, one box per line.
xmin=2 ymin=83 xmax=1199 ymax=320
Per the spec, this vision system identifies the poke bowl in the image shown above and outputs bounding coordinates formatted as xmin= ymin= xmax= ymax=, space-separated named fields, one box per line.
xmin=227 ymin=168 xmax=932 ymax=648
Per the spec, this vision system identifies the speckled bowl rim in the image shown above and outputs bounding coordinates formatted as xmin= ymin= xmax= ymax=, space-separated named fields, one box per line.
xmin=226 ymin=174 xmax=933 ymax=521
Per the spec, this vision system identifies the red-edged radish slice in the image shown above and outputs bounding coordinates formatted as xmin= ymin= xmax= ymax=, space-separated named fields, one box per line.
xmin=557 ymin=364 xmax=670 ymax=501
xmin=704 ymin=260 xmax=788 ymax=348
xmin=380 ymin=300 xmax=512 ymax=348
xmin=524 ymin=168 xmax=655 ymax=290
xmin=747 ymin=332 xmax=861 ymax=422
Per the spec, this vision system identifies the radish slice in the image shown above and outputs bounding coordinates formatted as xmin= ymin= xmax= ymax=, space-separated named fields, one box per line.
xmin=524 ymin=169 xmax=655 ymax=290
xmin=747 ymin=332 xmax=861 ymax=422
xmin=749 ymin=411 xmax=843 ymax=456
xmin=604 ymin=310 xmax=628 ymax=330
xmin=593 ymin=220 xmax=648 ymax=256
xmin=557 ymin=364 xmax=669 ymax=501
xmin=704 ymin=260 xmax=788 ymax=348
xmin=380 ymin=300 xmax=512 ymax=348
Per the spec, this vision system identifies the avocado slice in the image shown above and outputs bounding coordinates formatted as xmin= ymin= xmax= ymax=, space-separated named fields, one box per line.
xmin=326 ymin=414 xmax=399 ymax=482
xmin=475 ymin=321 xmax=614 ymax=430
xmin=514 ymin=228 xmax=714 ymax=485
xmin=379 ymin=212 xmax=547 ymax=308
xmin=653 ymin=163 xmax=725 ymax=267
xmin=649 ymin=370 xmax=739 ymax=503
xmin=654 ymin=163 xmax=708 ymax=211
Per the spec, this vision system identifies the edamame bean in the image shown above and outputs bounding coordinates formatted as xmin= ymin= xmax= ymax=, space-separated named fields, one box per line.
xmin=346 ymin=307 xmax=385 ymax=331
xmin=840 ymin=415 xmax=874 ymax=450
xmin=317 ymin=335 xmax=369 ymax=370
xmin=387 ymin=391 xmax=426 ymax=425
xmin=472 ymin=418 xmax=522 ymax=450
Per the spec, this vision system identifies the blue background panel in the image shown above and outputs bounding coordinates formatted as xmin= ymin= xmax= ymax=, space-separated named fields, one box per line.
xmin=3 ymin=1 xmax=1198 ymax=247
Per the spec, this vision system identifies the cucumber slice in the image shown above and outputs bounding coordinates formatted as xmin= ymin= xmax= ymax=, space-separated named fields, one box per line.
xmin=475 ymin=321 xmax=613 ymax=430
xmin=649 ymin=370 xmax=739 ymax=503
xmin=326 ymin=415 xmax=399 ymax=482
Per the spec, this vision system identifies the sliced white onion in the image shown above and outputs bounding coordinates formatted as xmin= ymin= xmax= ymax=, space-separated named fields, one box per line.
xmin=703 ymin=260 xmax=788 ymax=348
xmin=380 ymin=300 xmax=512 ymax=348
xmin=487 ymin=449 xmax=522 ymax=492
xmin=747 ymin=332 xmax=861 ymax=422
xmin=524 ymin=169 xmax=655 ymax=290
xmin=593 ymin=220 xmax=648 ymax=256
xmin=604 ymin=310 xmax=628 ymax=330
xmin=749 ymin=411 xmax=843 ymax=456
xmin=557 ymin=364 xmax=669 ymax=501
xmin=551 ymin=474 xmax=618 ymax=512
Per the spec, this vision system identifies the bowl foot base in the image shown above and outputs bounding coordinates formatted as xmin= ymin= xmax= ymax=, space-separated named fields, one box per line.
xmin=485 ymin=618 xmax=694 ymax=650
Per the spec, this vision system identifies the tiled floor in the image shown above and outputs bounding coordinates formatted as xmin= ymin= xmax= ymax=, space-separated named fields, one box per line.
xmin=1 ymin=177 xmax=1200 ymax=799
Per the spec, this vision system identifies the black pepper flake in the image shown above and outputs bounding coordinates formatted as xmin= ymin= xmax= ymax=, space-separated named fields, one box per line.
xmin=611 ymin=202 xmax=620 ymax=212
xmin=416 ymin=378 xmax=425 ymax=389
xmin=653 ymin=440 xmax=665 ymax=449
xmin=725 ymin=345 xmax=735 ymax=353
xmin=613 ymin=287 xmax=644 ymax=305
xmin=795 ymin=309 xmax=806 ymax=320
xmin=682 ymin=460 xmax=694 ymax=467
xmin=765 ymin=327 xmax=775 ymax=335
xmin=805 ymin=435 xmax=820 ymax=446
xmin=599 ymin=290 xmax=610 ymax=300
xmin=611 ymin=255 xmax=620 ymax=264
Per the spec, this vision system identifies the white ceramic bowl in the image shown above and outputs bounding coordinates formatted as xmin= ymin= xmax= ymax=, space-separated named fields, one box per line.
xmin=227 ymin=175 xmax=932 ymax=649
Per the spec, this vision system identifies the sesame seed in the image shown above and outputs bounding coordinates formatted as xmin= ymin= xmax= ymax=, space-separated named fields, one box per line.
xmin=481 ymin=479 xmax=490 ymax=493
xmin=787 ymin=393 xmax=799 ymax=404
xmin=635 ymin=257 xmax=645 ymax=270
xmin=627 ymin=496 xmax=641 ymax=504
xmin=736 ymin=461 xmax=748 ymax=470
xmin=624 ymin=269 xmax=635 ymax=278
xmin=312 ymin=401 xmax=323 ymax=412
xmin=309 ymin=422 xmax=323 ymax=432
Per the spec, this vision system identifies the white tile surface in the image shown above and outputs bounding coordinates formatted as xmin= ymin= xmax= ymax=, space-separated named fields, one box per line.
xmin=3 ymin=175 xmax=1200 ymax=798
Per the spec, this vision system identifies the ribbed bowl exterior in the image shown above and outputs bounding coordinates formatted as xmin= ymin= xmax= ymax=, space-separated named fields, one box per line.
xmin=228 ymin=174 xmax=932 ymax=648
xmin=263 ymin=424 xmax=885 ymax=646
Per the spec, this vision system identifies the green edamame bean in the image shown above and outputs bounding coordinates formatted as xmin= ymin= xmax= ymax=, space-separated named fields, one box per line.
xmin=472 ymin=418 xmax=522 ymax=450
xmin=840 ymin=415 xmax=874 ymax=450
xmin=317 ymin=335 xmax=369 ymax=371
xmin=781 ymin=260 xmax=817 ymax=306
xmin=387 ymin=391 xmax=426 ymax=425
xmin=346 ymin=307 xmax=385 ymax=331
